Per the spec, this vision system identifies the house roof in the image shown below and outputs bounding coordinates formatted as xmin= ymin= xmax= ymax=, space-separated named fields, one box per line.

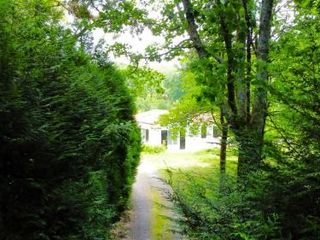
xmin=192 ymin=112 xmax=214 ymax=122
xmin=135 ymin=109 xmax=169 ymax=125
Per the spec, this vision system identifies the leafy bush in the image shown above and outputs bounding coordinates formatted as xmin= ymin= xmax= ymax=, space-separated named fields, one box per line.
xmin=0 ymin=1 xmax=140 ymax=239
xmin=167 ymin=168 xmax=281 ymax=240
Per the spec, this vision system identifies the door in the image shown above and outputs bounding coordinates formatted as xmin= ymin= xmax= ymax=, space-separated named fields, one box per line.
xmin=180 ymin=129 xmax=186 ymax=150
xmin=161 ymin=130 xmax=168 ymax=146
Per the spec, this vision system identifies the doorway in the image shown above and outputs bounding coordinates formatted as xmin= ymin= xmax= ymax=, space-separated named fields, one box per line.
xmin=161 ymin=130 xmax=168 ymax=146
xmin=180 ymin=129 xmax=186 ymax=150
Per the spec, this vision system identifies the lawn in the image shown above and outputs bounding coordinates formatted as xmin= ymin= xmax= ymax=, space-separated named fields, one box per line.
xmin=142 ymin=147 xmax=239 ymax=239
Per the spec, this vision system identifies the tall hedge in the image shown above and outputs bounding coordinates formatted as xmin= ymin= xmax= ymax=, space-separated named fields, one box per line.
xmin=0 ymin=1 xmax=141 ymax=239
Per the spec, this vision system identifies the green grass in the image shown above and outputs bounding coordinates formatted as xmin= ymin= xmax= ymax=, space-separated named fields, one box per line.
xmin=142 ymin=145 xmax=166 ymax=154
xmin=150 ymin=188 xmax=173 ymax=239
xmin=142 ymin=148 xmax=237 ymax=178
xmin=139 ymin=147 xmax=239 ymax=239
xmin=142 ymin=148 xmax=238 ymax=193
xmin=164 ymin=159 xmax=226 ymax=210
xmin=142 ymin=147 xmax=239 ymax=239
xmin=142 ymin=149 xmax=216 ymax=170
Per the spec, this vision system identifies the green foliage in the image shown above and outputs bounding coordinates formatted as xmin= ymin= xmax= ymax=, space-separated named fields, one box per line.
xmin=142 ymin=144 xmax=166 ymax=154
xmin=121 ymin=65 xmax=188 ymax=112
xmin=142 ymin=145 xmax=166 ymax=154
xmin=121 ymin=65 xmax=170 ymax=111
xmin=294 ymin=0 xmax=320 ymax=13
xmin=166 ymin=153 xmax=281 ymax=240
xmin=166 ymin=8 xmax=320 ymax=240
xmin=0 ymin=1 xmax=140 ymax=239
xmin=159 ymin=59 xmax=221 ymax=138
xmin=263 ymin=12 xmax=320 ymax=239
xmin=122 ymin=65 xmax=165 ymax=98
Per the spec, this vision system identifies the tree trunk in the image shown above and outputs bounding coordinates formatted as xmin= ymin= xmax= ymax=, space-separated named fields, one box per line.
xmin=181 ymin=0 xmax=274 ymax=180
xmin=237 ymin=0 xmax=274 ymax=178
xmin=182 ymin=0 xmax=208 ymax=58
xmin=219 ymin=107 xmax=228 ymax=175
xmin=251 ymin=0 xmax=274 ymax=129
xmin=236 ymin=127 xmax=264 ymax=179
xmin=182 ymin=0 xmax=229 ymax=176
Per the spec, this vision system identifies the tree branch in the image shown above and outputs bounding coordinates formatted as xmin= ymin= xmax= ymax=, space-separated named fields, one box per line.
xmin=252 ymin=0 xmax=274 ymax=129
xmin=216 ymin=1 xmax=238 ymax=117
xmin=182 ymin=0 xmax=209 ymax=59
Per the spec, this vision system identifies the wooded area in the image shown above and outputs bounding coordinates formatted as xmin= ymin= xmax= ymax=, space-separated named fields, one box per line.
xmin=0 ymin=0 xmax=319 ymax=239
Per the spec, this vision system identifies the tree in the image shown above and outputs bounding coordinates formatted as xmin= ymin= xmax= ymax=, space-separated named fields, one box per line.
xmin=145 ymin=0 xmax=275 ymax=178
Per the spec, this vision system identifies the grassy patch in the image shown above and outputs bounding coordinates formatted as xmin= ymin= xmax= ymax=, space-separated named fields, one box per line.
xmin=142 ymin=149 xmax=219 ymax=171
xmin=139 ymin=148 xmax=241 ymax=239
xmin=142 ymin=145 xmax=166 ymax=154
xmin=150 ymin=188 xmax=173 ymax=239
xmin=149 ymin=148 xmax=239 ymax=239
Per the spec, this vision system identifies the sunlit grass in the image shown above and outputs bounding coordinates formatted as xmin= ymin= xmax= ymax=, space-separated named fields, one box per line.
xmin=142 ymin=149 xmax=217 ymax=170
xmin=140 ymin=147 xmax=239 ymax=239
xmin=141 ymin=147 xmax=238 ymax=177
xmin=159 ymin=148 xmax=238 ymax=201
xmin=141 ymin=147 xmax=239 ymax=239
xmin=150 ymin=188 xmax=173 ymax=239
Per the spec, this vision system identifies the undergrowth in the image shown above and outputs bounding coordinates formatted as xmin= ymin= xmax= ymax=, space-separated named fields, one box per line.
xmin=163 ymin=149 xmax=280 ymax=240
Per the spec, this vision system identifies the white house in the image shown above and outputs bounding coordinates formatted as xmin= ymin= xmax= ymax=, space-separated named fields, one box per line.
xmin=135 ymin=109 xmax=219 ymax=152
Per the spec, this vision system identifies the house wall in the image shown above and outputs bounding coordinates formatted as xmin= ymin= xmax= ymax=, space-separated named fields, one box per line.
xmin=167 ymin=131 xmax=180 ymax=151
xmin=138 ymin=122 xmax=220 ymax=152
xmin=167 ymin=125 xmax=220 ymax=152
xmin=139 ymin=122 xmax=166 ymax=146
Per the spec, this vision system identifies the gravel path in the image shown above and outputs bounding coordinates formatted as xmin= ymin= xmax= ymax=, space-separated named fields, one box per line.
xmin=129 ymin=170 xmax=152 ymax=239
xmin=127 ymin=155 xmax=184 ymax=240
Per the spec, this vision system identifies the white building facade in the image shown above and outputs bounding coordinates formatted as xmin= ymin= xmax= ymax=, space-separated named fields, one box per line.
xmin=135 ymin=109 xmax=219 ymax=152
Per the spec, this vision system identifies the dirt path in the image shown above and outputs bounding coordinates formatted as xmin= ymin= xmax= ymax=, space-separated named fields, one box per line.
xmin=111 ymin=151 xmax=214 ymax=239
xmin=130 ymin=170 xmax=151 ymax=239
xmin=127 ymin=155 xmax=184 ymax=240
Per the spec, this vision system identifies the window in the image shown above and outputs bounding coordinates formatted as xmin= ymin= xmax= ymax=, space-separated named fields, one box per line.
xmin=141 ymin=129 xmax=149 ymax=143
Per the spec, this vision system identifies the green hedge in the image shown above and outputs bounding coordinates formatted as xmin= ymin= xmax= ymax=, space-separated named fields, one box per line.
xmin=0 ymin=1 xmax=140 ymax=239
